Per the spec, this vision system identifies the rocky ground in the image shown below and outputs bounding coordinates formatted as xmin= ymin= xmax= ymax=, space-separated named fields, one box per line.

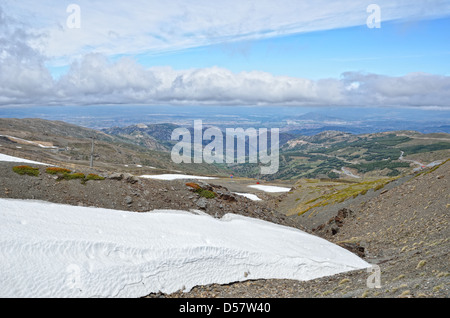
xmin=0 ymin=162 xmax=304 ymax=231
xmin=1 ymin=159 xmax=448 ymax=298
xmin=148 ymin=160 xmax=450 ymax=298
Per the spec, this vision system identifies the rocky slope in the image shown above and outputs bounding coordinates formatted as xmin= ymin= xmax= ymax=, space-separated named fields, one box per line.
xmin=147 ymin=160 xmax=450 ymax=298
xmin=0 ymin=162 xmax=303 ymax=231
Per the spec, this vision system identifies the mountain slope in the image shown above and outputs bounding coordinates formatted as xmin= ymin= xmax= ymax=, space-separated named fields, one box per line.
xmin=0 ymin=118 xmax=231 ymax=176
xmin=150 ymin=160 xmax=449 ymax=298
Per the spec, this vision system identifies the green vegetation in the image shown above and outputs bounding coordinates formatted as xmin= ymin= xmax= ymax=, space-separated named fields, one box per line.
xmin=413 ymin=158 xmax=450 ymax=179
xmin=62 ymin=172 xmax=86 ymax=181
xmin=295 ymin=177 xmax=398 ymax=216
xmin=186 ymin=182 xmax=216 ymax=199
xmin=86 ymin=173 xmax=105 ymax=181
xmin=196 ymin=189 xmax=216 ymax=199
xmin=401 ymin=142 xmax=450 ymax=155
xmin=44 ymin=167 xmax=105 ymax=184
xmin=327 ymin=171 xmax=340 ymax=179
xmin=227 ymin=131 xmax=448 ymax=180
xmin=46 ymin=167 xmax=72 ymax=175
xmin=348 ymin=160 xmax=410 ymax=174
xmin=12 ymin=165 xmax=40 ymax=177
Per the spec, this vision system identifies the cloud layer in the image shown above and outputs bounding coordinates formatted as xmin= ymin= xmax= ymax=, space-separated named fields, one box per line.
xmin=4 ymin=0 xmax=450 ymax=63
xmin=1 ymin=2 xmax=450 ymax=108
xmin=1 ymin=51 xmax=450 ymax=108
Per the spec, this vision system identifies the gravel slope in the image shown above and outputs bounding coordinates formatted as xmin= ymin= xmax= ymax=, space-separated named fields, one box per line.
xmin=149 ymin=160 xmax=450 ymax=298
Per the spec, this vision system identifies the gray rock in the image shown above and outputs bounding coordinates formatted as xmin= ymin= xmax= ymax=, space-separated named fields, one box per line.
xmin=108 ymin=173 xmax=123 ymax=180
xmin=196 ymin=197 xmax=208 ymax=209
xmin=124 ymin=173 xmax=139 ymax=184
xmin=125 ymin=196 xmax=133 ymax=205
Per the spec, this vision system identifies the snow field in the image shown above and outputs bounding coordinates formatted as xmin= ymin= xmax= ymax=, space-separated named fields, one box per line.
xmin=0 ymin=199 xmax=370 ymax=298
xmin=0 ymin=153 xmax=50 ymax=166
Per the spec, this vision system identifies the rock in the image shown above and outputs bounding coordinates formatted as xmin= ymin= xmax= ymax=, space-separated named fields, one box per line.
xmin=338 ymin=242 xmax=365 ymax=258
xmin=122 ymin=173 xmax=139 ymax=184
xmin=216 ymin=190 xmax=237 ymax=202
xmin=125 ymin=196 xmax=133 ymax=205
xmin=108 ymin=173 xmax=123 ymax=180
xmin=196 ymin=197 xmax=208 ymax=210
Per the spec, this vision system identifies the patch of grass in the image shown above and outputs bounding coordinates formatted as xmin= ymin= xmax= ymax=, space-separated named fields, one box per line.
xmin=399 ymin=290 xmax=411 ymax=297
xmin=185 ymin=182 xmax=216 ymax=199
xmin=196 ymin=188 xmax=216 ymax=199
xmin=46 ymin=167 xmax=105 ymax=184
xmin=186 ymin=182 xmax=202 ymax=190
xmin=63 ymin=172 xmax=85 ymax=181
xmin=393 ymin=274 xmax=406 ymax=281
xmin=413 ymin=158 xmax=450 ymax=179
xmin=46 ymin=167 xmax=72 ymax=175
xmin=416 ymin=260 xmax=427 ymax=269
xmin=297 ymin=177 xmax=398 ymax=216
xmin=433 ymin=284 xmax=444 ymax=292
xmin=339 ymin=278 xmax=350 ymax=285
xmin=12 ymin=165 xmax=39 ymax=177
xmin=86 ymin=173 xmax=105 ymax=181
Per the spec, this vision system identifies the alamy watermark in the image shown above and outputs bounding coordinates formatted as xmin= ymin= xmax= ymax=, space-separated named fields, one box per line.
xmin=66 ymin=264 xmax=83 ymax=290
xmin=66 ymin=4 xmax=81 ymax=29
xmin=171 ymin=120 xmax=280 ymax=175
xmin=367 ymin=4 xmax=381 ymax=29
xmin=367 ymin=264 xmax=382 ymax=289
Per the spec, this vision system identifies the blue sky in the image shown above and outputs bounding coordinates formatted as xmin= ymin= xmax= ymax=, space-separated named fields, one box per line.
xmin=133 ymin=17 xmax=450 ymax=80
xmin=1 ymin=0 xmax=450 ymax=108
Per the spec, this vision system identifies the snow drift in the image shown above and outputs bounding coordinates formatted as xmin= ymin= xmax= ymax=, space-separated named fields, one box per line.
xmin=248 ymin=184 xmax=291 ymax=193
xmin=0 ymin=199 xmax=370 ymax=298
xmin=139 ymin=174 xmax=216 ymax=181
xmin=0 ymin=153 xmax=50 ymax=165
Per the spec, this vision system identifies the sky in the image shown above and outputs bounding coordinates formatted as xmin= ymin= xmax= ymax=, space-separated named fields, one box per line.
xmin=0 ymin=0 xmax=450 ymax=108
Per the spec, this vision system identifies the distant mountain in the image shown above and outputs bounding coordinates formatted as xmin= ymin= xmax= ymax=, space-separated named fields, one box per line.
xmin=294 ymin=112 xmax=344 ymax=122
xmin=102 ymin=123 xmax=179 ymax=151
xmin=0 ymin=118 xmax=229 ymax=176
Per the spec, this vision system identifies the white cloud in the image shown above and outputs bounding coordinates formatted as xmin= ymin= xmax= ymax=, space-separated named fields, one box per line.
xmin=1 ymin=50 xmax=449 ymax=108
xmin=1 ymin=2 xmax=450 ymax=108
xmin=3 ymin=0 xmax=450 ymax=64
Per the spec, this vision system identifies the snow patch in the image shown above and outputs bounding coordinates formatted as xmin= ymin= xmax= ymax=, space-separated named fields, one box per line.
xmin=248 ymin=185 xmax=291 ymax=193
xmin=0 ymin=153 xmax=50 ymax=166
xmin=0 ymin=199 xmax=369 ymax=298
xmin=0 ymin=135 xmax=58 ymax=149
xmin=233 ymin=193 xmax=262 ymax=201
xmin=140 ymin=174 xmax=217 ymax=181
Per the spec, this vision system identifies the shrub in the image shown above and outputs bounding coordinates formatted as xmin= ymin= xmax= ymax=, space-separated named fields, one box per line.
xmin=63 ymin=173 xmax=85 ymax=180
xmin=196 ymin=189 xmax=216 ymax=199
xmin=186 ymin=183 xmax=216 ymax=199
xmin=86 ymin=173 xmax=105 ymax=181
xmin=12 ymin=165 xmax=39 ymax=177
xmin=46 ymin=167 xmax=72 ymax=175
xmin=186 ymin=182 xmax=202 ymax=190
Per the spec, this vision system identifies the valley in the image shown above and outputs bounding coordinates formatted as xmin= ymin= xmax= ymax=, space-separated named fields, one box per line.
xmin=0 ymin=117 xmax=448 ymax=298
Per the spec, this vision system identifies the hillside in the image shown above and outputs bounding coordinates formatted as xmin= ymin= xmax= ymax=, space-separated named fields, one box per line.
xmin=267 ymin=130 xmax=450 ymax=181
xmin=0 ymin=118 xmax=231 ymax=177
xmin=0 ymin=118 xmax=448 ymax=298
xmin=152 ymin=159 xmax=449 ymax=298
xmin=102 ymin=123 xmax=178 ymax=151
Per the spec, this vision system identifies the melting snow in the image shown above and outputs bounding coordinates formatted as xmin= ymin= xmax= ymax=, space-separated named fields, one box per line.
xmin=140 ymin=174 xmax=217 ymax=181
xmin=0 ymin=199 xmax=369 ymax=298
xmin=248 ymin=185 xmax=291 ymax=193
xmin=233 ymin=193 xmax=262 ymax=201
xmin=0 ymin=153 xmax=50 ymax=166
